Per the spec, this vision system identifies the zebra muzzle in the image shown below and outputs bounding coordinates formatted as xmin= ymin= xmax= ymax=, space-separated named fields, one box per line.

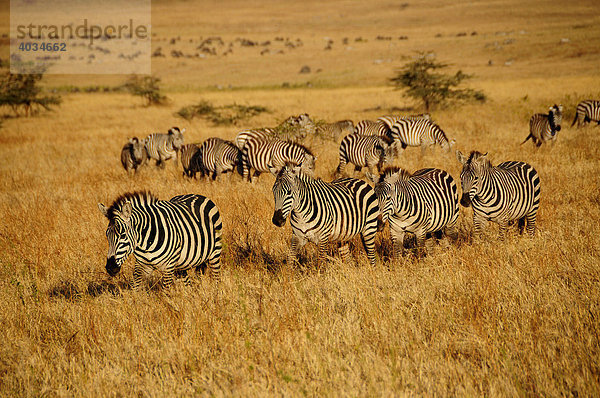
xmin=272 ymin=210 xmax=287 ymax=227
xmin=106 ymin=256 xmax=121 ymax=277
xmin=460 ymin=193 xmax=472 ymax=207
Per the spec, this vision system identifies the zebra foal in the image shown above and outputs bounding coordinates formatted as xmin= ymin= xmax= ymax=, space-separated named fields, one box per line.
xmin=270 ymin=164 xmax=380 ymax=266
xmin=121 ymin=137 xmax=148 ymax=174
xmin=456 ymin=151 xmax=541 ymax=240
xmin=367 ymin=167 xmax=459 ymax=259
xmin=98 ymin=191 xmax=223 ymax=288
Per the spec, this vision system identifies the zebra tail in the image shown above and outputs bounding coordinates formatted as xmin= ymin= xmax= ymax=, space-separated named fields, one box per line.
xmin=570 ymin=113 xmax=578 ymax=127
xmin=520 ymin=134 xmax=532 ymax=145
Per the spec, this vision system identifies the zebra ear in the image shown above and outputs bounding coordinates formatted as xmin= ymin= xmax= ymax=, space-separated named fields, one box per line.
xmin=456 ymin=150 xmax=467 ymax=165
xmin=98 ymin=203 xmax=109 ymax=218
xmin=121 ymin=201 xmax=132 ymax=221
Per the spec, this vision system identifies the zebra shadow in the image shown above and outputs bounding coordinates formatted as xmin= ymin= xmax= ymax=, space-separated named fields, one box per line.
xmin=48 ymin=279 xmax=131 ymax=301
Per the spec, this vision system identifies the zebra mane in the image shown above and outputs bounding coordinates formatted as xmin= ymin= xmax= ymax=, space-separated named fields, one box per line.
xmin=466 ymin=151 xmax=491 ymax=168
xmin=379 ymin=167 xmax=411 ymax=183
xmin=106 ymin=191 xmax=157 ymax=219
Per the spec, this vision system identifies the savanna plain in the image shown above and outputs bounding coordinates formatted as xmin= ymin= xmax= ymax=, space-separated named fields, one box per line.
xmin=1 ymin=0 xmax=600 ymax=396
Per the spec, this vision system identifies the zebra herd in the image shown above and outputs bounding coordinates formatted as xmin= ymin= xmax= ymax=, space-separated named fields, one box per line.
xmin=102 ymin=99 xmax=598 ymax=289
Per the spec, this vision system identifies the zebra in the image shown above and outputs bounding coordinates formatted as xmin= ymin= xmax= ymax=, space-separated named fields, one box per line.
xmin=315 ymin=120 xmax=354 ymax=141
xmin=353 ymin=120 xmax=390 ymax=137
xmin=235 ymin=128 xmax=277 ymax=150
xmin=121 ymin=137 xmax=148 ymax=174
xmin=387 ymin=118 xmax=454 ymax=153
xmin=241 ymin=138 xmax=316 ymax=182
xmin=456 ymin=151 xmax=541 ymax=240
xmin=281 ymin=113 xmax=316 ymax=139
xmin=335 ymin=133 xmax=398 ymax=177
xmin=366 ymin=167 xmax=459 ymax=259
xmin=144 ymin=127 xmax=185 ymax=168
xmin=522 ymin=104 xmax=563 ymax=146
xmin=270 ymin=163 xmax=379 ymax=266
xmin=571 ymin=100 xmax=600 ymax=128
xmin=179 ymin=143 xmax=200 ymax=178
xmin=195 ymin=138 xmax=241 ymax=180
xmin=98 ymin=191 xmax=223 ymax=289
xmin=377 ymin=114 xmax=431 ymax=131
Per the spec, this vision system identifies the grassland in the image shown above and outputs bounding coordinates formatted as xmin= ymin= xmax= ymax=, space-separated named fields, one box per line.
xmin=1 ymin=0 xmax=600 ymax=396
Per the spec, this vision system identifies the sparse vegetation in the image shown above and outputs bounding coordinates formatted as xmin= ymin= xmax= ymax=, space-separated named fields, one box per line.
xmin=390 ymin=52 xmax=486 ymax=112
xmin=124 ymin=75 xmax=168 ymax=106
xmin=0 ymin=71 xmax=61 ymax=116
xmin=176 ymin=100 xmax=268 ymax=125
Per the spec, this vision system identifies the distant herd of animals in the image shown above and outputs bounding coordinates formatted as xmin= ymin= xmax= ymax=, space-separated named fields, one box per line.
xmin=102 ymin=99 xmax=600 ymax=289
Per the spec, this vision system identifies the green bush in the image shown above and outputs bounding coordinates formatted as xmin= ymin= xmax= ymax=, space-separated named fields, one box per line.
xmin=0 ymin=71 xmax=61 ymax=117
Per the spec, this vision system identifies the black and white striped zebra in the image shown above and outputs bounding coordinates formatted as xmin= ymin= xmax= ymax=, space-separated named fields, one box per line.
xmin=367 ymin=167 xmax=459 ymax=259
xmin=121 ymin=137 xmax=148 ymax=174
xmin=387 ymin=118 xmax=454 ymax=153
xmin=179 ymin=143 xmax=200 ymax=178
xmin=522 ymin=104 xmax=563 ymax=146
xmin=235 ymin=128 xmax=277 ymax=150
xmin=241 ymin=138 xmax=316 ymax=182
xmin=456 ymin=151 xmax=541 ymax=239
xmin=195 ymin=138 xmax=241 ymax=180
xmin=270 ymin=164 xmax=380 ymax=266
xmin=315 ymin=120 xmax=354 ymax=141
xmin=353 ymin=120 xmax=390 ymax=137
xmin=571 ymin=100 xmax=600 ymax=128
xmin=144 ymin=127 xmax=185 ymax=167
xmin=335 ymin=133 xmax=397 ymax=177
xmin=98 ymin=191 xmax=223 ymax=289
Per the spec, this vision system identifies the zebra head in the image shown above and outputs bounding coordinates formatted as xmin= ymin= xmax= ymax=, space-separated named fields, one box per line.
xmin=548 ymin=104 xmax=563 ymax=134
xmin=270 ymin=164 xmax=301 ymax=227
xmin=368 ymin=168 xmax=403 ymax=225
xmin=457 ymin=150 xmax=489 ymax=207
xmin=168 ymin=127 xmax=185 ymax=150
xmin=129 ymin=137 xmax=146 ymax=163
xmin=98 ymin=201 xmax=137 ymax=277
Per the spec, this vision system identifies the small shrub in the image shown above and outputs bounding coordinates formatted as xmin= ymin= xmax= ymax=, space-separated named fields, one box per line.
xmin=176 ymin=100 xmax=268 ymax=126
xmin=0 ymin=70 xmax=61 ymax=116
xmin=124 ymin=75 xmax=168 ymax=106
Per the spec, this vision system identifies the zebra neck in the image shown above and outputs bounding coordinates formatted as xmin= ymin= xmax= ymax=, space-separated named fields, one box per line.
xmin=291 ymin=177 xmax=319 ymax=217
xmin=393 ymin=185 xmax=420 ymax=217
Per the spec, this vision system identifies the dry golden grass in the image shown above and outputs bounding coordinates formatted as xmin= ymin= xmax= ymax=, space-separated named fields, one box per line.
xmin=1 ymin=0 xmax=600 ymax=396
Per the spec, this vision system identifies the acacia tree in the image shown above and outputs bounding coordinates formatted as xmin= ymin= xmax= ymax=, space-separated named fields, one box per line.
xmin=390 ymin=52 xmax=485 ymax=112
xmin=124 ymin=75 xmax=168 ymax=106
xmin=0 ymin=71 xmax=61 ymax=117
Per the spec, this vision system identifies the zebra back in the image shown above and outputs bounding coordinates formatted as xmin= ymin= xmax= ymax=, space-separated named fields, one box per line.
xmin=242 ymin=138 xmax=315 ymax=180
xmin=353 ymin=120 xmax=390 ymax=137
xmin=388 ymin=118 xmax=450 ymax=150
xmin=316 ymin=120 xmax=354 ymax=141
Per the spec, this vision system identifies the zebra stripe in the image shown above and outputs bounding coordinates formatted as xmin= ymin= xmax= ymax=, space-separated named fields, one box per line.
xmin=121 ymin=137 xmax=148 ymax=174
xmin=377 ymin=113 xmax=431 ymax=129
xmin=179 ymin=143 xmax=200 ymax=178
xmin=336 ymin=133 xmax=396 ymax=177
xmin=270 ymin=164 xmax=379 ymax=266
xmin=522 ymin=104 xmax=563 ymax=146
xmin=98 ymin=191 xmax=223 ymax=288
xmin=387 ymin=118 xmax=453 ymax=152
xmin=457 ymin=151 xmax=541 ymax=239
xmin=368 ymin=167 xmax=459 ymax=259
xmin=144 ymin=127 xmax=185 ymax=167
xmin=353 ymin=120 xmax=390 ymax=136
xmin=241 ymin=138 xmax=315 ymax=182
xmin=235 ymin=128 xmax=277 ymax=150
xmin=571 ymin=100 xmax=600 ymax=128
xmin=315 ymin=120 xmax=354 ymax=141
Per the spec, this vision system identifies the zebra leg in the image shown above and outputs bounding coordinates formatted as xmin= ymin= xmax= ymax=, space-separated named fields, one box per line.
xmin=414 ymin=231 xmax=427 ymax=257
xmin=389 ymin=229 xmax=405 ymax=261
xmin=338 ymin=243 xmax=351 ymax=264
xmin=335 ymin=160 xmax=346 ymax=178
xmin=132 ymin=262 xmax=151 ymax=290
xmin=208 ymin=252 xmax=221 ymax=281
xmin=360 ymin=232 xmax=377 ymax=267
xmin=162 ymin=265 xmax=176 ymax=289
xmin=497 ymin=221 xmax=509 ymax=241
xmin=288 ymin=235 xmax=307 ymax=266
xmin=518 ymin=217 xmax=526 ymax=235
xmin=525 ymin=211 xmax=537 ymax=237
xmin=317 ymin=240 xmax=329 ymax=266
xmin=175 ymin=269 xmax=191 ymax=286
xmin=472 ymin=213 xmax=487 ymax=240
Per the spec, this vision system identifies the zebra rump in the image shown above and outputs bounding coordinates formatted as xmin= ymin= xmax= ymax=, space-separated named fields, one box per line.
xmin=571 ymin=100 xmax=600 ymax=128
xmin=336 ymin=133 xmax=396 ymax=177
xmin=179 ymin=143 xmax=200 ymax=178
xmin=194 ymin=137 xmax=241 ymax=180
xmin=387 ymin=118 xmax=453 ymax=152
xmin=98 ymin=191 xmax=223 ymax=288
